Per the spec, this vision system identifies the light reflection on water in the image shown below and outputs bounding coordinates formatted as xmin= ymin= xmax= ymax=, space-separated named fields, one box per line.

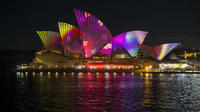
xmin=2 ymin=72 xmax=200 ymax=111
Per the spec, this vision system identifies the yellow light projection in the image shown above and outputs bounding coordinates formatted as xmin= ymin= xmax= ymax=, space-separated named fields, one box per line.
xmin=58 ymin=22 xmax=75 ymax=40
xmin=36 ymin=31 xmax=61 ymax=50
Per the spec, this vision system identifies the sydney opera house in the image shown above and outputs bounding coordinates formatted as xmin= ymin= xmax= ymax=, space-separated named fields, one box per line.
xmin=27 ymin=9 xmax=183 ymax=71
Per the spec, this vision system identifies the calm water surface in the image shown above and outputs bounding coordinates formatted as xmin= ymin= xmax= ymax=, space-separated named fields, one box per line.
xmin=1 ymin=71 xmax=200 ymax=112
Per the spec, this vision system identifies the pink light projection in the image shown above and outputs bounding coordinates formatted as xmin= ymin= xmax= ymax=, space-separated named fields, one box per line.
xmin=99 ymin=31 xmax=147 ymax=56
xmin=113 ymin=31 xmax=139 ymax=57
xmin=74 ymin=9 xmax=113 ymax=58
xmin=98 ymin=41 xmax=112 ymax=55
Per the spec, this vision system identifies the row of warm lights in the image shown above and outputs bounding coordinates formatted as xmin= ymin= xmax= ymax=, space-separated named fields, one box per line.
xmin=18 ymin=63 xmax=145 ymax=70
xmin=16 ymin=64 xmax=28 ymax=69
xmin=26 ymin=65 xmax=84 ymax=69
xmin=33 ymin=65 xmax=67 ymax=69
xmin=16 ymin=71 xmax=193 ymax=76
xmin=21 ymin=72 xmax=199 ymax=80
xmin=87 ymin=63 xmax=135 ymax=70
xmin=16 ymin=72 xmax=136 ymax=75
xmin=16 ymin=72 xmax=160 ymax=80
xmin=16 ymin=72 xmax=138 ymax=79
xmin=16 ymin=72 xmax=62 ymax=78
xmin=17 ymin=72 xmax=199 ymax=79
xmin=159 ymin=63 xmax=190 ymax=69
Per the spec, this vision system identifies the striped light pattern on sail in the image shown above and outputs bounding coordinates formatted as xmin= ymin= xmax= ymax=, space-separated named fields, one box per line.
xmin=58 ymin=22 xmax=83 ymax=55
xmin=74 ymin=9 xmax=113 ymax=58
xmin=134 ymin=31 xmax=148 ymax=45
xmin=113 ymin=31 xmax=139 ymax=57
xmin=99 ymin=31 xmax=147 ymax=55
xmin=153 ymin=43 xmax=181 ymax=60
xmin=36 ymin=31 xmax=63 ymax=52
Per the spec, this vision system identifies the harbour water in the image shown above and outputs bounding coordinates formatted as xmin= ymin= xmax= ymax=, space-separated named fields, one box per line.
xmin=1 ymin=71 xmax=200 ymax=112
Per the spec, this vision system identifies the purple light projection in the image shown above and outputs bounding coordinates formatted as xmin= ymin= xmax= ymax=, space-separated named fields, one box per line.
xmin=113 ymin=31 xmax=139 ymax=57
xmin=112 ymin=39 xmax=127 ymax=54
xmin=74 ymin=9 xmax=113 ymax=58
xmin=99 ymin=31 xmax=147 ymax=56
xmin=98 ymin=41 xmax=112 ymax=55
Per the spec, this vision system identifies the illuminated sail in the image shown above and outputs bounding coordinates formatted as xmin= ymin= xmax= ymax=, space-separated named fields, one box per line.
xmin=98 ymin=41 xmax=112 ymax=55
xmin=35 ymin=9 xmax=180 ymax=60
xmin=153 ymin=43 xmax=181 ymax=60
xmin=112 ymin=39 xmax=127 ymax=54
xmin=134 ymin=31 xmax=148 ymax=45
xmin=99 ymin=31 xmax=147 ymax=55
xmin=36 ymin=31 xmax=63 ymax=52
xmin=58 ymin=22 xmax=83 ymax=55
xmin=74 ymin=9 xmax=113 ymax=58
xmin=113 ymin=31 xmax=139 ymax=57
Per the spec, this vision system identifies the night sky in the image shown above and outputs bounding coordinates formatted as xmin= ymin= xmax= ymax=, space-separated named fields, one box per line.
xmin=0 ymin=0 xmax=200 ymax=49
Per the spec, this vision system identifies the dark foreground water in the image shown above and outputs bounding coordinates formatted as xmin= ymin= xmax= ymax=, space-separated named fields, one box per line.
xmin=1 ymin=71 xmax=200 ymax=112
